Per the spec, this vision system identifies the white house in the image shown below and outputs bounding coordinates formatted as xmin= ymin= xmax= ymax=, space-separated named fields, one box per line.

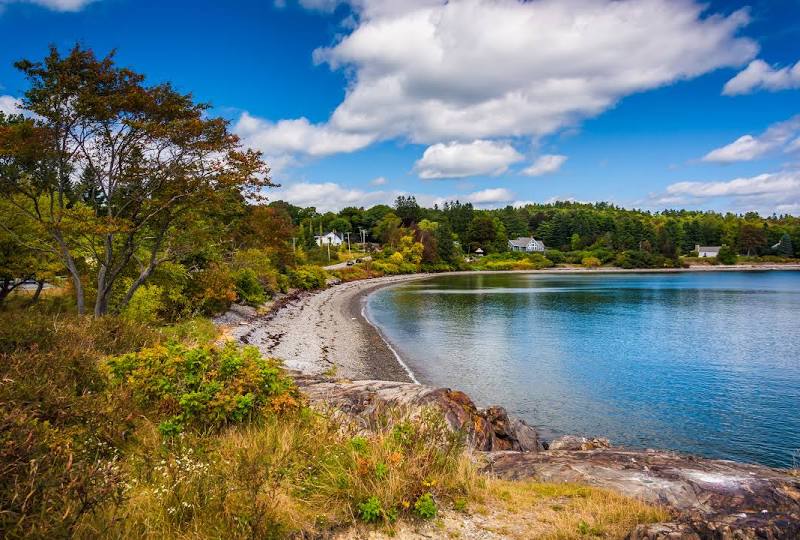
xmin=315 ymin=232 xmax=343 ymax=247
xmin=508 ymin=237 xmax=545 ymax=253
xmin=695 ymin=244 xmax=721 ymax=258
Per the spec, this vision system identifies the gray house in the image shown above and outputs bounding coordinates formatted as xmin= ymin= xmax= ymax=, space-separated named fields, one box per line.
xmin=695 ymin=244 xmax=720 ymax=258
xmin=508 ymin=237 xmax=545 ymax=253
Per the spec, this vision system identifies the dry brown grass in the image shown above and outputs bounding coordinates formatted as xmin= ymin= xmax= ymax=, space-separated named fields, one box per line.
xmin=469 ymin=479 xmax=670 ymax=539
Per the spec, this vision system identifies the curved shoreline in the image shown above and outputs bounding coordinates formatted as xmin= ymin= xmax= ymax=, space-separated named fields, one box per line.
xmin=359 ymin=298 xmax=420 ymax=384
xmin=232 ymin=264 xmax=800 ymax=383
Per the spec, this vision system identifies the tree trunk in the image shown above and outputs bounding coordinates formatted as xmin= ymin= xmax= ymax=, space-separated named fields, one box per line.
xmin=29 ymin=279 xmax=45 ymax=304
xmin=116 ymin=265 xmax=154 ymax=314
xmin=0 ymin=279 xmax=12 ymax=304
xmin=53 ymin=231 xmax=85 ymax=315
xmin=94 ymin=264 xmax=109 ymax=317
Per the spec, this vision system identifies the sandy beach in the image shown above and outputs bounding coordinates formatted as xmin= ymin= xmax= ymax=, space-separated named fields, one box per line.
xmin=222 ymin=264 xmax=800 ymax=383
xmin=228 ymin=274 xmax=429 ymax=382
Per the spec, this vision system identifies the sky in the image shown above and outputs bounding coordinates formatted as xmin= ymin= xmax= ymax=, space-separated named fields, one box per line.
xmin=1 ymin=0 xmax=799 ymax=214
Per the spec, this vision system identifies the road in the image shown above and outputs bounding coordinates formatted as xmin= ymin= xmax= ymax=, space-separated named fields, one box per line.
xmin=323 ymin=256 xmax=371 ymax=271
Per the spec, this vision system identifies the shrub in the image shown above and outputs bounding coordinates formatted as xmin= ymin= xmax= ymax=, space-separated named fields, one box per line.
xmin=234 ymin=268 xmax=267 ymax=306
xmin=0 ymin=313 xmax=156 ymax=538
xmin=231 ymin=248 xmax=283 ymax=295
xmin=716 ymin=244 xmax=737 ymax=265
xmin=106 ymin=342 xmax=299 ymax=435
xmin=190 ymin=263 xmax=237 ymax=315
xmin=528 ymin=253 xmax=554 ymax=269
xmin=545 ymin=249 xmax=565 ymax=263
xmin=122 ymin=283 xmax=165 ymax=325
xmin=582 ymin=256 xmax=602 ymax=268
xmin=614 ymin=250 xmax=657 ymax=269
xmin=288 ymin=265 xmax=328 ymax=290
xmin=414 ymin=492 xmax=437 ymax=519
xmin=358 ymin=496 xmax=384 ymax=523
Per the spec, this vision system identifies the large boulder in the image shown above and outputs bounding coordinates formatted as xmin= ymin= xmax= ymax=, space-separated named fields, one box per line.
xmin=548 ymin=434 xmax=610 ymax=451
xmin=293 ymin=374 xmax=543 ymax=452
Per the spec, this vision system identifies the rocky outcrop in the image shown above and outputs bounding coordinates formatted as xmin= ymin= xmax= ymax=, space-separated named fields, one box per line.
xmin=292 ymin=374 xmax=542 ymax=452
xmin=487 ymin=448 xmax=800 ymax=539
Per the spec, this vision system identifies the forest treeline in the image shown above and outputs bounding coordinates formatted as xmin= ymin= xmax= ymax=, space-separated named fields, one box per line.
xmin=270 ymin=195 xmax=798 ymax=266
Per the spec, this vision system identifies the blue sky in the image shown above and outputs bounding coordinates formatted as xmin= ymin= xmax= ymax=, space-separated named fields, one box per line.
xmin=1 ymin=0 xmax=799 ymax=214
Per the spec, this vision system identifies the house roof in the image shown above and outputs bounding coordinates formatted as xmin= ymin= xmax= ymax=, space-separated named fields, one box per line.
xmin=697 ymin=246 xmax=721 ymax=252
xmin=508 ymin=237 xmax=534 ymax=247
xmin=508 ymin=237 xmax=543 ymax=247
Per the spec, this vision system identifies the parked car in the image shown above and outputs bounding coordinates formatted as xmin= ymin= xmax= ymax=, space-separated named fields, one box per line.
xmin=346 ymin=260 xmax=355 ymax=266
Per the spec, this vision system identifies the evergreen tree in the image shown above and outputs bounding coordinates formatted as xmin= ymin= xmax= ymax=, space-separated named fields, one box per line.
xmin=774 ymin=233 xmax=794 ymax=257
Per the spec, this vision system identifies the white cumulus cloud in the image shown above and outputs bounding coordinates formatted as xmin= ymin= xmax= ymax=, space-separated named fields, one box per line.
xmin=269 ymin=182 xmax=394 ymax=211
xmin=315 ymin=0 xmax=756 ymax=144
xmin=0 ymin=95 xmax=23 ymax=116
xmin=234 ymin=112 xmax=374 ymax=157
xmin=465 ymin=187 xmax=515 ymax=205
xmin=414 ymin=140 xmax=522 ymax=179
xmin=650 ymin=170 xmax=800 ymax=215
xmin=522 ymin=154 xmax=568 ymax=176
xmin=702 ymin=115 xmax=800 ymax=163
xmin=269 ymin=181 xmax=515 ymax=211
xmin=0 ymin=0 xmax=96 ymax=12
xmin=369 ymin=176 xmax=388 ymax=186
xmin=249 ymin=0 xmax=757 ymax=169
xmin=723 ymin=59 xmax=800 ymax=95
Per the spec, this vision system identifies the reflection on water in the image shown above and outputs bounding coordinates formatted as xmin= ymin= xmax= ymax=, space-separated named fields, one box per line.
xmin=367 ymin=271 xmax=800 ymax=467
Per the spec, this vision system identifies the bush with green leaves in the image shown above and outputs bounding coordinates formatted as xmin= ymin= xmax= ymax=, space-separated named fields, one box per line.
xmin=544 ymin=249 xmax=565 ymax=263
xmin=582 ymin=256 xmax=602 ymax=268
xmin=716 ymin=244 xmax=737 ymax=265
xmin=106 ymin=342 xmax=299 ymax=436
xmin=287 ymin=265 xmax=328 ymax=290
xmin=413 ymin=493 xmax=437 ymax=519
xmin=234 ymin=268 xmax=267 ymax=306
xmin=122 ymin=283 xmax=165 ymax=325
xmin=189 ymin=263 xmax=238 ymax=315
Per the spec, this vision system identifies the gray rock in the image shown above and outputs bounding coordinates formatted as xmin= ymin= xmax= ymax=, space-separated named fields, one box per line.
xmin=293 ymin=374 xmax=543 ymax=452
xmin=486 ymin=448 xmax=800 ymax=539
xmin=548 ymin=434 xmax=610 ymax=451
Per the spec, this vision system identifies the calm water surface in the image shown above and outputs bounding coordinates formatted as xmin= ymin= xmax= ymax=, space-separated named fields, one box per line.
xmin=366 ymin=271 xmax=800 ymax=468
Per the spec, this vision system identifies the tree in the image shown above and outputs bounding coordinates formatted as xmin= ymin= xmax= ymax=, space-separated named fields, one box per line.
xmin=716 ymin=244 xmax=737 ymax=265
xmin=466 ymin=213 xmax=498 ymax=253
xmin=0 ymin=46 xmax=272 ymax=315
xmin=442 ymin=200 xmax=473 ymax=240
xmin=373 ymin=212 xmax=402 ymax=247
xmin=235 ymin=205 xmax=296 ymax=269
xmin=434 ymin=221 xmax=458 ymax=264
xmin=737 ymin=222 xmax=767 ymax=256
xmin=394 ymin=195 xmax=422 ymax=226
xmin=774 ymin=233 xmax=794 ymax=257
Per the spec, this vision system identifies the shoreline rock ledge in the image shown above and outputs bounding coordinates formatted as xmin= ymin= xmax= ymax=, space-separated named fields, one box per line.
xmin=295 ymin=374 xmax=800 ymax=539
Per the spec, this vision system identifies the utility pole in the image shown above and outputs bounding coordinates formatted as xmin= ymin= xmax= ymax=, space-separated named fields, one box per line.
xmin=291 ymin=237 xmax=296 ymax=253
xmin=345 ymin=232 xmax=351 ymax=256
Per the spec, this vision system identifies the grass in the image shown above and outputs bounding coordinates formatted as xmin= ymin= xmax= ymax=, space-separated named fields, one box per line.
xmin=76 ymin=409 xmax=481 ymax=538
xmin=475 ymin=479 xmax=671 ymax=539
xmin=0 ymin=305 xmax=669 ymax=539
